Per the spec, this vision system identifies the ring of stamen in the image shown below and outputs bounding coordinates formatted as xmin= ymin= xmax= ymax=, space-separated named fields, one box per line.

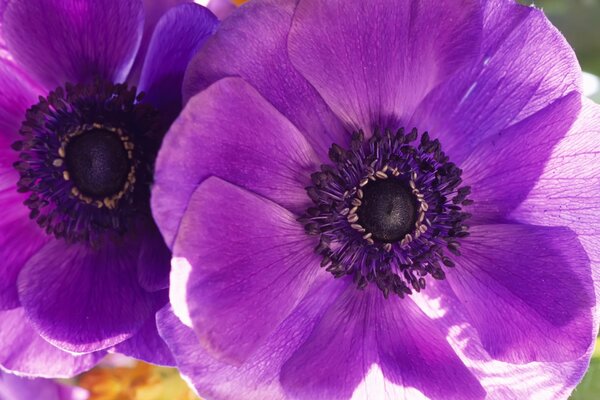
xmin=301 ymin=128 xmax=472 ymax=298
xmin=13 ymin=79 xmax=160 ymax=244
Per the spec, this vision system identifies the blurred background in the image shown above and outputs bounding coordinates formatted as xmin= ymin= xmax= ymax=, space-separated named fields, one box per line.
xmin=2 ymin=0 xmax=600 ymax=399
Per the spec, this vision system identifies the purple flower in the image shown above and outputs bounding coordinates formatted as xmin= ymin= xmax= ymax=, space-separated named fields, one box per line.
xmin=0 ymin=372 xmax=88 ymax=400
xmin=0 ymin=0 xmax=217 ymax=377
xmin=153 ymin=0 xmax=600 ymax=399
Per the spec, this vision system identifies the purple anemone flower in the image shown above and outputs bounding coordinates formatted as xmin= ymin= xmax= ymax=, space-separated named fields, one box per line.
xmin=0 ymin=372 xmax=88 ymax=400
xmin=0 ymin=0 xmax=217 ymax=377
xmin=153 ymin=0 xmax=600 ymax=399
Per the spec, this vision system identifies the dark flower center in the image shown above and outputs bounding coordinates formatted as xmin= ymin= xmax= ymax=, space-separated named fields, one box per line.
xmin=356 ymin=178 xmax=417 ymax=243
xmin=65 ymin=128 xmax=132 ymax=199
xmin=13 ymin=80 xmax=161 ymax=244
xmin=301 ymin=128 xmax=472 ymax=298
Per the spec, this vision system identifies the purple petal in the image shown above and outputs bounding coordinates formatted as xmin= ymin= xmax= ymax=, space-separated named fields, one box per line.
xmin=17 ymin=236 xmax=166 ymax=353
xmin=112 ymin=307 xmax=175 ymax=367
xmin=3 ymin=0 xmax=144 ymax=89
xmin=460 ymin=92 xmax=581 ymax=224
xmin=0 ymin=61 xmax=48 ymax=306
xmin=183 ymin=0 xmax=347 ymax=159
xmin=280 ymin=285 xmax=484 ymax=400
xmin=419 ymin=278 xmax=595 ymax=399
xmin=446 ymin=224 xmax=594 ymax=363
xmin=0 ymin=162 xmax=50 ymax=310
xmin=287 ymin=0 xmax=481 ymax=132
xmin=0 ymin=373 xmax=89 ymax=400
xmin=512 ymin=98 xmax=600 ymax=244
xmin=0 ymin=308 xmax=104 ymax=378
xmin=153 ymin=77 xmax=320 ymax=246
xmin=127 ymin=0 xmax=192 ymax=84
xmin=157 ymin=279 xmax=345 ymax=400
xmin=412 ymin=0 xmax=582 ymax=163
xmin=170 ymin=177 xmax=323 ymax=364
xmin=206 ymin=0 xmax=236 ymax=20
xmin=0 ymin=59 xmax=43 ymax=145
xmin=137 ymin=219 xmax=171 ymax=292
xmin=138 ymin=3 xmax=218 ymax=123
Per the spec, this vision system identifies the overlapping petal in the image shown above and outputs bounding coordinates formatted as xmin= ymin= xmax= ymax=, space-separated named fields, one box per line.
xmin=460 ymin=92 xmax=581 ymax=224
xmin=447 ymin=224 xmax=594 ymax=363
xmin=412 ymin=0 xmax=582 ymax=163
xmin=183 ymin=0 xmax=347 ymax=158
xmin=171 ymin=177 xmax=323 ymax=364
xmin=153 ymin=77 xmax=320 ymax=246
xmin=139 ymin=3 xmax=218 ymax=124
xmin=0 ymin=308 xmax=104 ymax=378
xmin=18 ymin=237 xmax=166 ymax=353
xmin=280 ymin=286 xmax=485 ymax=400
xmin=3 ymin=0 xmax=144 ymax=89
xmin=288 ymin=0 xmax=481 ymax=133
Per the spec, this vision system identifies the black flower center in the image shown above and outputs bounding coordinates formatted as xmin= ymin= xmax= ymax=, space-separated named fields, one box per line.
xmin=65 ymin=128 xmax=131 ymax=198
xmin=356 ymin=179 xmax=417 ymax=243
xmin=13 ymin=80 xmax=161 ymax=244
xmin=301 ymin=128 xmax=473 ymax=298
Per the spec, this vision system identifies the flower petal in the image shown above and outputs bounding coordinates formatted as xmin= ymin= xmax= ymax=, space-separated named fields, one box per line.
xmin=138 ymin=3 xmax=218 ymax=124
xmin=3 ymin=0 xmax=144 ymax=89
xmin=127 ymin=0 xmax=191 ymax=84
xmin=137 ymin=219 xmax=171 ymax=292
xmin=206 ymin=0 xmax=236 ymax=20
xmin=512 ymin=98 xmax=600 ymax=241
xmin=412 ymin=0 xmax=582 ymax=162
xmin=446 ymin=224 xmax=594 ymax=363
xmin=157 ymin=279 xmax=345 ymax=400
xmin=280 ymin=286 xmax=484 ymax=400
xmin=183 ymin=0 xmax=347 ymax=159
xmin=459 ymin=92 xmax=580 ymax=224
xmin=18 ymin=236 xmax=167 ymax=353
xmin=152 ymin=77 xmax=320 ymax=246
xmin=0 ymin=59 xmax=43 ymax=145
xmin=287 ymin=0 xmax=481 ymax=132
xmin=0 ymin=308 xmax=104 ymax=378
xmin=0 ymin=373 xmax=90 ymax=400
xmin=112 ymin=307 xmax=175 ymax=367
xmin=170 ymin=177 xmax=323 ymax=364
xmin=0 ymin=161 xmax=50 ymax=310
xmin=419 ymin=279 xmax=595 ymax=400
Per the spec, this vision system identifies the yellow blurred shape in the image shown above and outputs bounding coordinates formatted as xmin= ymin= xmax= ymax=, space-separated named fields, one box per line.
xmin=232 ymin=0 xmax=247 ymax=5
xmin=78 ymin=361 xmax=200 ymax=400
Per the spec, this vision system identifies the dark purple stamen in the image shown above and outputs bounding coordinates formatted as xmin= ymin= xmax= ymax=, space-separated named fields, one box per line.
xmin=13 ymin=79 xmax=161 ymax=245
xmin=301 ymin=128 xmax=472 ymax=298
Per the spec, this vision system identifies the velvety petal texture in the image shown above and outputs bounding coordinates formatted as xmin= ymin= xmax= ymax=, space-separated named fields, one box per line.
xmin=112 ymin=311 xmax=175 ymax=367
xmin=171 ymin=177 xmax=323 ymax=364
xmin=0 ymin=308 xmax=104 ymax=378
xmin=128 ymin=0 xmax=191 ymax=83
xmin=18 ymin=238 xmax=166 ymax=353
xmin=288 ymin=0 xmax=481 ymax=131
xmin=3 ymin=0 xmax=144 ymax=89
xmin=448 ymin=224 xmax=594 ymax=363
xmin=0 ymin=162 xmax=49 ymax=310
xmin=183 ymin=0 xmax=347 ymax=159
xmin=139 ymin=3 xmax=218 ymax=123
xmin=461 ymin=92 xmax=580 ymax=223
xmin=280 ymin=286 xmax=485 ymax=400
xmin=0 ymin=373 xmax=89 ymax=400
xmin=153 ymin=77 xmax=320 ymax=246
xmin=412 ymin=0 xmax=582 ymax=162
